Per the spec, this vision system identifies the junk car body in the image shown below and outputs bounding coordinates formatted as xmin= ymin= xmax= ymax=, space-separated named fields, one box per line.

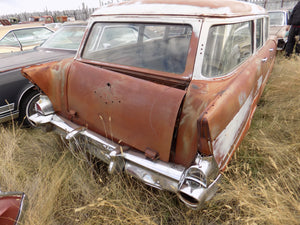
xmin=0 ymin=191 xmax=25 ymax=225
xmin=268 ymin=9 xmax=291 ymax=50
xmin=0 ymin=23 xmax=86 ymax=126
xmin=23 ymin=0 xmax=276 ymax=208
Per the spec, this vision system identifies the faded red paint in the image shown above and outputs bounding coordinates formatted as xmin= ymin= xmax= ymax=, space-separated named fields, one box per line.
xmin=0 ymin=194 xmax=23 ymax=225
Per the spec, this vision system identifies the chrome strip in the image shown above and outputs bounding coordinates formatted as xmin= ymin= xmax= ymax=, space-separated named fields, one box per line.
xmin=0 ymin=112 xmax=19 ymax=123
xmin=0 ymin=103 xmax=14 ymax=114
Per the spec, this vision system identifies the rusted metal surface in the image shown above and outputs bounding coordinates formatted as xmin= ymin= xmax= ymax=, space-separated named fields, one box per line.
xmin=23 ymin=60 xmax=186 ymax=162
xmin=174 ymin=39 xmax=276 ymax=168
xmin=22 ymin=0 xmax=276 ymax=170
xmin=22 ymin=58 xmax=73 ymax=116
xmin=67 ymin=60 xmax=185 ymax=162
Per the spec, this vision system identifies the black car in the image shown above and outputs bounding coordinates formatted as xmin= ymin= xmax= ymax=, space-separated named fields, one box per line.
xmin=0 ymin=22 xmax=86 ymax=126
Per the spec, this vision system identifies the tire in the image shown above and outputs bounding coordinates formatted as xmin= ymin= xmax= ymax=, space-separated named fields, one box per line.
xmin=18 ymin=91 xmax=40 ymax=127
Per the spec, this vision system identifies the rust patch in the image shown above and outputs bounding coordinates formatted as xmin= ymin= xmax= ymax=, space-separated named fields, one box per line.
xmin=66 ymin=60 xmax=186 ymax=162
xmin=22 ymin=58 xmax=73 ymax=114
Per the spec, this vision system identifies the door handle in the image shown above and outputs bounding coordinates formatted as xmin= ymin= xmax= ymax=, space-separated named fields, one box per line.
xmin=269 ymin=48 xmax=274 ymax=52
xmin=261 ymin=57 xmax=268 ymax=63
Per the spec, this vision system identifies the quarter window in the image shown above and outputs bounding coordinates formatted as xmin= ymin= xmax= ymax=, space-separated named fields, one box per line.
xmin=202 ymin=21 xmax=252 ymax=78
xmin=264 ymin=17 xmax=269 ymax=42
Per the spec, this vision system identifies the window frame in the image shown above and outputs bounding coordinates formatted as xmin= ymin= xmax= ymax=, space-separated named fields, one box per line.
xmin=193 ymin=15 xmax=268 ymax=80
xmin=76 ymin=16 xmax=202 ymax=81
xmin=256 ymin=18 xmax=264 ymax=50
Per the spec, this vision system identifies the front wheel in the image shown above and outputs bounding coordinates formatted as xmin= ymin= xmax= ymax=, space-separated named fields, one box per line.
xmin=18 ymin=91 xmax=40 ymax=127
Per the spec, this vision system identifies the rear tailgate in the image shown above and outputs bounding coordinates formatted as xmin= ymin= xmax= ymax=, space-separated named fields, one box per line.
xmin=67 ymin=61 xmax=186 ymax=162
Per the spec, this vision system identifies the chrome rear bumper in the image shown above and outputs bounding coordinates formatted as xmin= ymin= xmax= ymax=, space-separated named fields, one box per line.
xmin=29 ymin=112 xmax=221 ymax=208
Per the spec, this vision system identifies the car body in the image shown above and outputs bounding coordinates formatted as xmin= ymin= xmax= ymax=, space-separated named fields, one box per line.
xmin=23 ymin=0 xmax=276 ymax=208
xmin=0 ymin=24 xmax=54 ymax=54
xmin=0 ymin=191 xmax=25 ymax=225
xmin=0 ymin=23 xmax=86 ymax=126
xmin=268 ymin=9 xmax=291 ymax=50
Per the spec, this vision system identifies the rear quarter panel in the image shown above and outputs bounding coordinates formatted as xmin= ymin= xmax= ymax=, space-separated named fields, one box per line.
xmin=174 ymin=37 xmax=276 ymax=169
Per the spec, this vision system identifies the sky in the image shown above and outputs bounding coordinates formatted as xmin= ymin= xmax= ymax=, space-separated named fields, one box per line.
xmin=0 ymin=0 xmax=101 ymax=16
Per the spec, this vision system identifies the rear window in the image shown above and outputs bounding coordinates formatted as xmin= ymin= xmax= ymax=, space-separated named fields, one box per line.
xmin=82 ymin=23 xmax=192 ymax=74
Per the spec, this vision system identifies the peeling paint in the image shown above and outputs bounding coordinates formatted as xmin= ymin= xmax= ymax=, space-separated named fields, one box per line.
xmin=213 ymin=91 xmax=253 ymax=167
xmin=238 ymin=92 xmax=247 ymax=106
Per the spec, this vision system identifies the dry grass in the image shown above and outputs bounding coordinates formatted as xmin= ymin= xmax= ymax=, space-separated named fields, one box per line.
xmin=0 ymin=54 xmax=299 ymax=224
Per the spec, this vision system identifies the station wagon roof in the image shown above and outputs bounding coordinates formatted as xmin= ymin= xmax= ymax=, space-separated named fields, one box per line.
xmin=92 ymin=0 xmax=266 ymax=18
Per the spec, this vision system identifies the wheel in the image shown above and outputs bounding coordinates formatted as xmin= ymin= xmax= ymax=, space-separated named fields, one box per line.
xmin=18 ymin=91 xmax=40 ymax=127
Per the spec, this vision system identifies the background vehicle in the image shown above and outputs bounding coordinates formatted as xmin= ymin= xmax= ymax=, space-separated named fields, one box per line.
xmin=0 ymin=23 xmax=86 ymax=126
xmin=268 ymin=9 xmax=291 ymax=50
xmin=0 ymin=24 xmax=53 ymax=54
xmin=23 ymin=0 xmax=276 ymax=208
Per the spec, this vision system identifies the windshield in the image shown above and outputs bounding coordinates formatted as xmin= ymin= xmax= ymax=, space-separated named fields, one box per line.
xmin=42 ymin=25 xmax=86 ymax=50
xmin=82 ymin=22 xmax=192 ymax=74
xmin=269 ymin=12 xmax=285 ymax=26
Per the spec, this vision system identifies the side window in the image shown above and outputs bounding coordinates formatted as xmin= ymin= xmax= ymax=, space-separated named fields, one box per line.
xmin=0 ymin=32 xmax=20 ymax=47
xmin=256 ymin=18 xmax=263 ymax=49
xmin=202 ymin=21 xmax=252 ymax=78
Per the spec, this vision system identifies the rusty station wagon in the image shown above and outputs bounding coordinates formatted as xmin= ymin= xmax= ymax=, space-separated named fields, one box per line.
xmin=22 ymin=0 xmax=276 ymax=208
